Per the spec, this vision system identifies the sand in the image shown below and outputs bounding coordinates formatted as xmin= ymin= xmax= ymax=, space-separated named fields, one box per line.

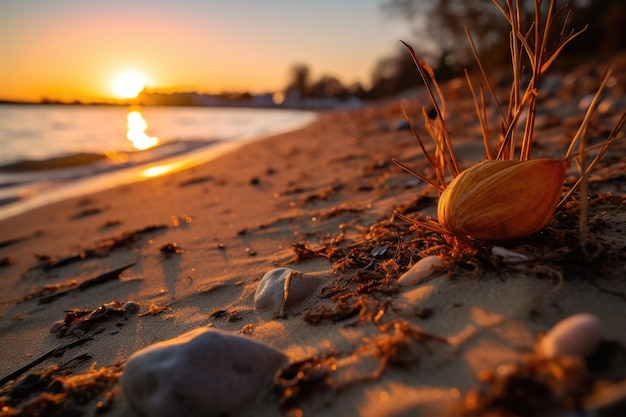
xmin=1 ymin=57 xmax=625 ymax=417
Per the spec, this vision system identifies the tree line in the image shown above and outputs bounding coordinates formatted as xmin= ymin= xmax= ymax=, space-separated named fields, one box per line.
xmin=283 ymin=0 xmax=625 ymax=101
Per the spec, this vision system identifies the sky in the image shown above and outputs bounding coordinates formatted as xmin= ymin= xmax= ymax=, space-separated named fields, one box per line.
xmin=0 ymin=0 xmax=414 ymax=103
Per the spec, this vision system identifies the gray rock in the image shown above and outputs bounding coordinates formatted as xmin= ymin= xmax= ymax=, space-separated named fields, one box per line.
xmin=122 ymin=327 xmax=288 ymax=417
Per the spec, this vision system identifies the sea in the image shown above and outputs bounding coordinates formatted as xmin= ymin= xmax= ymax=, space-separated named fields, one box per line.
xmin=0 ymin=104 xmax=316 ymax=220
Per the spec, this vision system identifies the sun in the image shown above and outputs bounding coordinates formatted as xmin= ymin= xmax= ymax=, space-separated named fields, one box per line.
xmin=111 ymin=71 xmax=147 ymax=99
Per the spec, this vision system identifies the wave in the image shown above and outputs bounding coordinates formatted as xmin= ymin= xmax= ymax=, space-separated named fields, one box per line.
xmin=0 ymin=153 xmax=107 ymax=172
xmin=0 ymin=139 xmax=221 ymax=209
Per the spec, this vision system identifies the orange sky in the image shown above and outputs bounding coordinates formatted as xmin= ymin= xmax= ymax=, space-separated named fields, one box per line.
xmin=0 ymin=0 xmax=413 ymax=103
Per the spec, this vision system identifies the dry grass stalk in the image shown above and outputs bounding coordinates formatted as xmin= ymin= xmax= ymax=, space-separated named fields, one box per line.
xmin=395 ymin=0 xmax=625 ymax=242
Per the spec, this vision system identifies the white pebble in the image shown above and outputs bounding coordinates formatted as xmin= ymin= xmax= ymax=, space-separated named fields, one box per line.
xmin=398 ymin=255 xmax=443 ymax=286
xmin=538 ymin=313 xmax=602 ymax=359
xmin=121 ymin=327 xmax=287 ymax=417
xmin=254 ymin=267 xmax=322 ymax=317
xmin=491 ymin=246 xmax=529 ymax=262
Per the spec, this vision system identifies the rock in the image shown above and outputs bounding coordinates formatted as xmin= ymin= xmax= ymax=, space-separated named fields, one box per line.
xmin=254 ymin=267 xmax=326 ymax=317
xmin=398 ymin=255 xmax=443 ymax=286
xmin=538 ymin=313 xmax=602 ymax=359
xmin=121 ymin=327 xmax=288 ymax=417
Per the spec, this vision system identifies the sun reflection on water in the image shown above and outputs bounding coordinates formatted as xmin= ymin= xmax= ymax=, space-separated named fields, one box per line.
xmin=127 ymin=106 xmax=159 ymax=150
xmin=141 ymin=160 xmax=190 ymax=178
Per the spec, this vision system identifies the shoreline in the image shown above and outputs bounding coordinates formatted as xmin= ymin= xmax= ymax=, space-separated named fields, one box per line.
xmin=0 ymin=110 xmax=319 ymax=222
xmin=1 ymin=62 xmax=625 ymax=416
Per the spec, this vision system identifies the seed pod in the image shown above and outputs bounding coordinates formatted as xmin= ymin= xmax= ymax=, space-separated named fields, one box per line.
xmin=437 ymin=158 xmax=567 ymax=240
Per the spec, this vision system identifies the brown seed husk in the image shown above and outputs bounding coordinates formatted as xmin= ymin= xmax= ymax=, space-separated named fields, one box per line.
xmin=438 ymin=159 xmax=567 ymax=240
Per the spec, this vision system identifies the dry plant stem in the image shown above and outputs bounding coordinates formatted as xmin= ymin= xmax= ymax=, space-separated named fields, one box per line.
xmin=393 ymin=211 xmax=449 ymax=236
xmin=393 ymin=108 xmax=445 ymax=192
xmin=464 ymin=28 xmax=506 ymax=127
xmin=578 ymin=130 xmax=589 ymax=235
xmin=488 ymin=0 xmax=586 ymax=161
xmin=464 ymin=69 xmax=493 ymax=160
xmin=556 ymin=65 xmax=623 ymax=210
xmin=401 ymin=40 xmax=460 ymax=181
xmin=558 ymin=110 xmax=626 ymax=209
xmin=564 ymin=66 xmax=614 ymax=161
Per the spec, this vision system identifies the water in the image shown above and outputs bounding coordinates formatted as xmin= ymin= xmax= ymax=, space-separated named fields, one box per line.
xmin=0 ymin=105 xmax=316 ymax=220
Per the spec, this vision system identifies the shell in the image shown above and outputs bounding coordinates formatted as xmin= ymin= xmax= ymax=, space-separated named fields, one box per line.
xmin=537 ymin=313 xmax=602 ymax=359
xmin=254 ymin=268 xmax=331 ymax=317
xmin=437 ymin=158 xmax=567 ymax=240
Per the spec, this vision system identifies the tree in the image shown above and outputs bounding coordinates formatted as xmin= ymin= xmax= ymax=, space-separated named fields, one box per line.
xmin=283 ymin=64 xmax=311 ymax=99
xmin=309 ymin=75 xmax=348 ymax=99
xmin=381 ymin=0 xmax=509 ymax=74
xmin=368 ymin=47 xmax=425 ymax=97
xmin=380 ymin=0 xmax=625 ymax=74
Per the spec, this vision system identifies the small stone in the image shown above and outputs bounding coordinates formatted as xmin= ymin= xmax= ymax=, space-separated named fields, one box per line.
xmin=538 ymin=313 xmax=602 ymax=359
xmin=398 ymin=255 xmax=443 ymax=286
xmin=491 ymin=246 xmax=529 ymax=262
xmin=49 ymin=320 xmax=65 ymax=333
xmin=122 ymin=327 xmax=287 ymax=417
xmin=122 ymin=301 xmax=140 ymax=315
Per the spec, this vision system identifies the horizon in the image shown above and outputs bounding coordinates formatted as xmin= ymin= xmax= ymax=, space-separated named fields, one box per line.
xmin=0 ymin=0 xmax=414 ymax=104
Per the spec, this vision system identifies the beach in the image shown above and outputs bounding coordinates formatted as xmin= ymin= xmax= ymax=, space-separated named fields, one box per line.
xmin=1 ymin=56 xmax=625 ymax=417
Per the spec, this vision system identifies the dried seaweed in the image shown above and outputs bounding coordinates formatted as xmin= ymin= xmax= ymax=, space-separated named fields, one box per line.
xmin=290 ymin=241 xmax=345 ymax=263
xmin=41 ymin=224 xmax=167 ymax=269
xmin=37 ymin=263 xmax=136 ymax=304
xmin=0 ymin=338 xmax=92 ymax=389
xmin=71 ymin=207 xmax=103 ymax=220
xmin=0 ymin=231 xmax=42 ymax=249
xmin=178 ymin=175 xmax=214 ymax=187
xmin=293 ymin=216 xmax=422 ymax=325
xmin=19 ymin=280 xmax=79 ymax=302
xmin=0 ymin=363 xmax=122 ymax=417
xmin=294 ymin=187 xmax=624 ymax=334
xmin=138 ymin=303 xmax=171 ymax=317
xmin=0 ymin=256 xmax=14 ymax=266
xmin=275 ymin=320 xmax=447 ymax=412
xmin=50 ymin=300 xmax=139 ymax=337
xmin=462 ymin=341 xmax=626 ymax=416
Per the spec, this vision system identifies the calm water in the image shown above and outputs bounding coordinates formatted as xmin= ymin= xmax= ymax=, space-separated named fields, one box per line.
xmin=0 ymin=105 xmax=316 ymax=219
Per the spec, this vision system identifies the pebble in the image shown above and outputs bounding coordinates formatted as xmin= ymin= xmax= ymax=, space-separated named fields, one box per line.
xmin=398 ymin=255 xmax=443 ymax=286
xmin=537 ymin=313 xmax=602 ymax=359
xmin=254 ymin=267 xmax=324 ymax=317
xmin=491 ymin=246 xmax=529 ymax=262
xmin=121 ymin=327 xmax=288 ymax=417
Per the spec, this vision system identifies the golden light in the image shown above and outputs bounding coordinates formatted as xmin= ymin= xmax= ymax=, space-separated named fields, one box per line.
xmin=127 ymin=107 xmax=159 ymax=150
xmin=141 ymin=160 xmax=190 ymax=178
xmin=112 ymin=71 xmax=147 ymax=99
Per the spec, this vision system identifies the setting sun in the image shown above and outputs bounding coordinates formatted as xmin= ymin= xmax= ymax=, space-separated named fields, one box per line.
xmin=111 ymin=71 xmax=147 ymax=99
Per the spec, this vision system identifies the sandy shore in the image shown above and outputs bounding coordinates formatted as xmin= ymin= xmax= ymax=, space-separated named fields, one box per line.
xmin=1 ymin=57 xmax=626 ymax=417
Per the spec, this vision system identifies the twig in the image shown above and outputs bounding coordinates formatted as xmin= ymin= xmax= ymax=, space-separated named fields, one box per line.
xmin=0 ymin=337 xmax=92 ymax=388
xmin=38 ymin=262 xmax=136 ymax=304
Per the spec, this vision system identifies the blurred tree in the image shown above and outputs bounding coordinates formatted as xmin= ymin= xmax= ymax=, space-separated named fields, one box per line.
xmin=380 ymin=0 xmax=625 ymax=74
xmin=283 ymin=64 xmax=311 ymax=98
xmin=309 ymin=75 xmax=348 ymax=99
xmin=368 ymin=46 xmax=425 ymax=98
xmin=381 ymin=0 xmax=509 ymax=75
xmin=566 ymin=0 xmax=626 ymax=53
